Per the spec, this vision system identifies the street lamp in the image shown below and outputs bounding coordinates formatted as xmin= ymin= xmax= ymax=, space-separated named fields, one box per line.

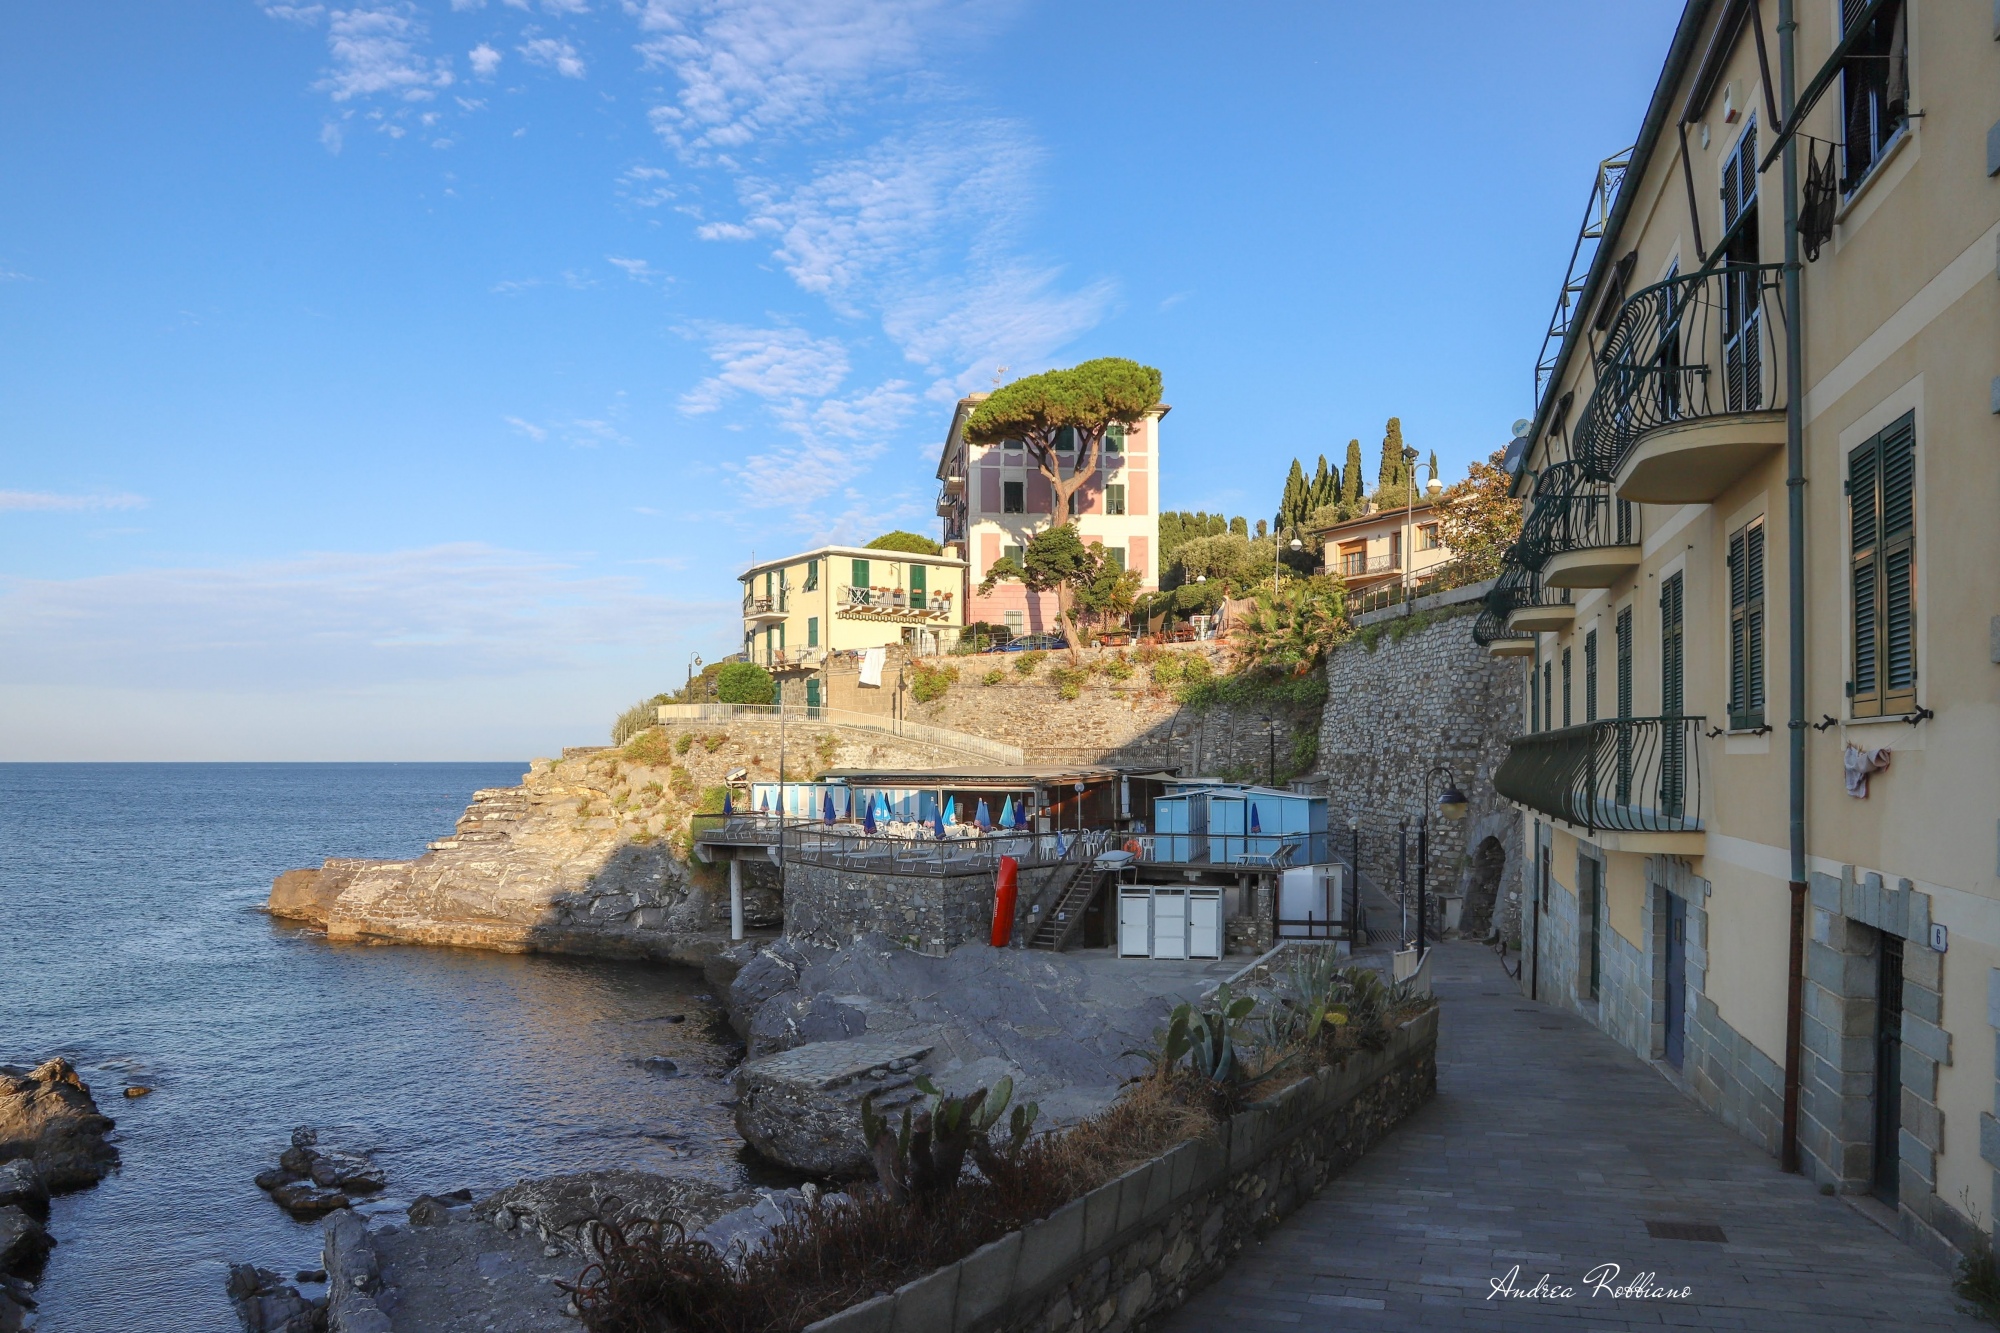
xmin=1347 ymin=811 xmax=1362 ymax=943
xmin=1401 ymin=445 xmax=1420 ymax=601
xmin=1258 ymin=714 xmax=1276 ymax=786
xmin=1415 ymin=763 xmax=1468 ymax=957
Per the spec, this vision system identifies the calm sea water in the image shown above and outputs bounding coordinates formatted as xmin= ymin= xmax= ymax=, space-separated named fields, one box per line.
xmin=0 ymin=763 xmax=762 ymax=1332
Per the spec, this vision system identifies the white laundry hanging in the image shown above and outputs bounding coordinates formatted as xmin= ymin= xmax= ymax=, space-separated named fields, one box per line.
xmin=1843 ymin=743 xmax=1891 ymax=798
xmin=858 ymin=646 xmax=886 ymax=688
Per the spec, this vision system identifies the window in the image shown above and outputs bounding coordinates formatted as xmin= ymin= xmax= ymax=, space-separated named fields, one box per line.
xmin=1002 ymin=543 xmax=1023 ymax=566
xmin=1104 ymin=423 xmax=1125 ymax=454
xmin=1054 ymin=425 xmax=1076 ymax=454
xmin=1562 ymin=647 xmax=1572 ymax=728
xmin=1531 ymin=656 xmax=1542 ymax=732
xmin=1615 ymin=499 xmax=1634 ymax=546
xmin=803 ymin=558 xmax=819 ymax=591
xmin=1584 ymin=629 xmax=1599 ymax=722
xmin=1105 ymin=484 xmax=1127 ymax=515
xmin=1660 ymin=572 xmax=1686 ymax=817
xmin=1103 ymin=546 xmax=1126 ymax=572
xmin=1850 ymin=412 xmax=1917 ymax=717
xmin=765 ymin=570 xmax=774 ymax=598
xmin=1417 ymin=522 xmax=1440 ymax=551
xmin=1615 ymin=608 xmax=1633 ymax=718
xmin=1728 ymin=517 xmax=1767 ymax=729
xmin=1004 ymin=609 xmax=1025 ymax=635
xmin=1840 ymin=0 xmax=1908 ymax=192
xmin=909 ymin=564 xmax=927 ymax=603
xmin=851 ymin=558 xmax=870 ymax=588
xmin=1003 ymin=480 xmax=1025 ymax=513
xmin=1720 ymin=123 xmax=1763 ymax=412
xmin=1544 ymin=661 xmax=1553 ymax=733
xmin=806 ymin=616 xmax=819 ymax=648
xmin=1579 ymin=855 xmax=1602 ymax=1001
xmin=1338 ymin=542 xmax=1367 ymax=577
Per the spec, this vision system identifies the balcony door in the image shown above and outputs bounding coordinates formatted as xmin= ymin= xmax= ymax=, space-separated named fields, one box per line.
xmin=1664 ymin=892 xmax=1687 ymax=1067
xmin=1659 ymin=573 xmax=1685 ymax=818
xmin=1721 ymin=120 xmax=1763 ymax=412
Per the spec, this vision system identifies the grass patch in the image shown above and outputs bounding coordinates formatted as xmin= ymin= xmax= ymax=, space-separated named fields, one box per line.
xmin=674 ymin=732 xmax=694 ymax=756
xmin=910 ymin=662 xmax=959 ymax=704
xmin=981 ymin=668 xmax=1006 ymax=687
xmin=1013 ymin=649 xmax=1047 ymax=676
xmin=1100 ymin=655 xmax=1135 ymax=682
xmin=621 ymin=728 xmax=674 ymax=767
xmin=1048 ymin=665 xmax=1090 ymax=700
xmin=1346 ymin=602 xmax=1478 ymax=654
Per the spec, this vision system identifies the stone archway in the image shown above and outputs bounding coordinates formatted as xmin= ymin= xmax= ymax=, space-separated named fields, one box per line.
xmin=1461 ymin=834 xmax=1507 ymax=938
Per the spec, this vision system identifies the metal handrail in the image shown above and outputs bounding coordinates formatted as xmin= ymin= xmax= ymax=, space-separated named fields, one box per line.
xmin=1472 ymin=607 xmax=1534 ymax=649
xmin=1493 ymin=716 xmax=1706 ymax=834
xmin=780 ymin=825 xmax=1111 ymax=877
xmin=1571 ymin=262 xmax=1788 ymax=483
xmin=1512 ymin=461 xmax=1631 ymax=571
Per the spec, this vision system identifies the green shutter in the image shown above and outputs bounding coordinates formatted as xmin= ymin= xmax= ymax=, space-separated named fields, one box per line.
xmin=807 ymin=616 xmax=818 ymax=648
xmin=909 ymin=565 xmax=927 ymax=602
xmin=1745 ymin=520 xmax=1765 ymax=724
xmin=1616 ymin=607 xmax=1632 ymax=717
xmin=852 ymin=558 xmax=870 ymax=588
xmin=1584 ymin=629 xmax=1598 ymax=722
xmin=1880 ymin=417 xmax=1917 ymax=710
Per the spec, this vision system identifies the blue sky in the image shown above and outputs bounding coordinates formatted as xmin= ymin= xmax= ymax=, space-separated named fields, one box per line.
xmin=0 ymin=0 xmax=1681 ymax=760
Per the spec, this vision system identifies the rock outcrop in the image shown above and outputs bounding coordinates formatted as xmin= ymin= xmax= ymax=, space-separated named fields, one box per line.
xmin=256 ymin=1127 xmax=385 ymax=1218
xmin=734 ymin=1037 xmax=933 ymax=1177
xmin=225 ymin=1263 xmax=324 ymax=1333
xmin=0 ymin=1058 xmax=118 ymax=1192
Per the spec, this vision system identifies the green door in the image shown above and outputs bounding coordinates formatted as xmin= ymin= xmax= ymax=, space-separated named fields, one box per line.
xmin=805 ymin=677 xmax=821 ymax=716
xmin=909 ymin=564 xmax=927 ymax=604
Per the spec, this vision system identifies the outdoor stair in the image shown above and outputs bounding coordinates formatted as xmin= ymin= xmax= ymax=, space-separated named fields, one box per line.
xmin=1027 ymin=865 xmax=1106 ymax=952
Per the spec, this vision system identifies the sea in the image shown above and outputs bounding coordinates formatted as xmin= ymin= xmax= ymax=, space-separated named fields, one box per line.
xmin=0 ymin=763 xmax=767 ymax=1332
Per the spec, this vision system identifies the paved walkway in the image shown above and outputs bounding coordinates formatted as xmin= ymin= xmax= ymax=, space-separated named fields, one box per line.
xmin=1160 ymin=940 xmax=1982 ymax=1331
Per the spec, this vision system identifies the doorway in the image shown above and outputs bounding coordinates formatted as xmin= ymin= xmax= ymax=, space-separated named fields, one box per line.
xmin=1873 ymin=933 xmax=1904 ymax=1204
xmin=1663 ymin=892 xmax=1687 ymax=1067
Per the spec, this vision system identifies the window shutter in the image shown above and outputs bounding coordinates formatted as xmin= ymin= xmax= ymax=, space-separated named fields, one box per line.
xmin=1745 ymin=520 xmax=1766 ymax=722
xmin=1585 ymin=629 xmax=1599 ymax=723
xmin=1616 ymin=607 xmax=1633 ymax=719
xmin=852 ymin=558 xmax=870 ymax=588
xmin=1849 ymin=434 xmax=1880 ymax=715
xmin=909 ymin=564 xmax=927 ymax=602
xmin=1728 ymin=529 xmax=1748 ymax=725
xmin=1880 ymin=416 xmax=1917 ymax=709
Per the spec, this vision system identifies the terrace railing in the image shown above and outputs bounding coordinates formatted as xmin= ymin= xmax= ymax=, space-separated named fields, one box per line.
xmin=1492 ymin=716 xmax=1706 ymax=834
xmin=779 ymin=825 xmax=1112 ymax=877
xmin=1571 ymin=262 xmax=1788 ymax=483
xmin=837 ymin=585 xmax=954 ymax=619
xmin=1133 ymin=831 xmax=1332 ymax=869
xmin=1511 ymin=460 xmax=1631 ymax=572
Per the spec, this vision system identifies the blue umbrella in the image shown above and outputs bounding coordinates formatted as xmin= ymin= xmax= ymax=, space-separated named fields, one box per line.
xmin=1013 ymin=799 xmax=1028 ymax=829
xmin=843 ymin=788 xmax=854 ymax=820
xmin=863 ymin=802 xmax=877 ymax=834
xmin=823 ymin=791 xmax=836 ymax=825
xmin=1249 ymin=803 xmax=1262 ymax=834
xmin=944 ymin=796 xmax=956 ymax=822
xmin=932 ymin=808 xmax=947 ymax=839
xmin=998 ymin=796 xmax=1014 ymax=828
xmin=975 ymin=798 xmax=991 ymax=831
xmin=758 ymin=792 xmax=769 ymax=814
xmin=723 ymin=791 xmax=734 ymax=816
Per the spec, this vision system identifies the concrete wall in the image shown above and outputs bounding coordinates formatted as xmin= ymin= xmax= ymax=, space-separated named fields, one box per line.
xmin=783 ymin=859 xmax=1071 ymax=957
xmin=802 ymin=1007 xmax=1438 ymax=1333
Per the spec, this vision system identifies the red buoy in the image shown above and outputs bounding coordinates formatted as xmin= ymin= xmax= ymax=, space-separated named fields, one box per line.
xmin=991 ymin=855 xmax=1019 ymax=947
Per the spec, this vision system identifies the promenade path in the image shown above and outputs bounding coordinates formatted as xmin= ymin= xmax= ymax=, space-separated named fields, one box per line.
xmin=1159 ymin=940 xmax=1982 ymax=1331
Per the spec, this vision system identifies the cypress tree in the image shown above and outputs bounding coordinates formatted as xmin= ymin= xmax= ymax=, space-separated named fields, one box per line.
xmin=1378 ymin=417 xmax=1408 ymax=491
xmin=1342 ymin=439 xmax=1365 ymax=508
xmin=1428 ymin=450 xmax=1439 ymax=485
xmin=1229 ymin=515 xmax=1248 ymax=538
xmin=1209 ymin=513 xmax=1227 ymax=537
xmin=1281 ymin=458 xmax=1307 ymax=530
xmin=1255 ymin=518 xmax=1268 ymax=540
xmin=1311 ymin=454 xmax=1333 ymax=511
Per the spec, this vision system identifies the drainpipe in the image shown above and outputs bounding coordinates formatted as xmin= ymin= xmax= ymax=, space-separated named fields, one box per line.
xmin=1778 ymin=0 xmax=1809 ymax=1177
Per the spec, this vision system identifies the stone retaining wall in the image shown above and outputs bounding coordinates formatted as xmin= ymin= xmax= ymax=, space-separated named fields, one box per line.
xmin=784 ymin=859 xmax=1069 ymax=957
xmin=802 ymin=1006 xmax=1439 ymax=1333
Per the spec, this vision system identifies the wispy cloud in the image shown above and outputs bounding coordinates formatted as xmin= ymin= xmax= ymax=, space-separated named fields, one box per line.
xmin=0 ymin=490 xmax=148 ymax=513
xmin=679 ymin=323 xmax=850 ymax=415
xmin=317 ymin=4 xmax=455 ymax=102
xmin=606 ymin=255 xmax=666 ymax=285
xmin=0 ymin=266 xmax=32 ymax=283
xmin=519 ymin=33 xmax=587 ymax=78
xmin=503 ymin=416 xmax=548 ymax=441
xmin=468 ymin=42 xmax=503 ymax=76
xmin=0 ymin=544 xmax=717 ymax=691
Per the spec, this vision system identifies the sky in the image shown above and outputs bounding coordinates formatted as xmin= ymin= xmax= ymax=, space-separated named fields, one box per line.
xmin=0 ymin=0 xmax=1683 ymax=761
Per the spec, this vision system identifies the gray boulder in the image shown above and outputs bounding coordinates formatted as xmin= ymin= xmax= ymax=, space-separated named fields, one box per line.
xmin=0 ymin=1059 xmax=118 ymax=1191
xmin=473 ymin=1170 xmax=755 ymax=1258
xmin=0 ymin=1163 xmax=44 ymax=1216
xmin=733 ymin=1036 xmax=933 ymax=1176
xmin=0 ymin=1207 xmax=49 ymax=1273
xmin=225 ymin=1264 xmax=323 ymax=1333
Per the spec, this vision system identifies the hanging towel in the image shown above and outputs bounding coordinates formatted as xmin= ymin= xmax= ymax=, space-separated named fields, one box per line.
xmin=859 ymin=646 xmax=887 ymax=687
xmin=1843 ymin=743 xmax=1892 ymax=798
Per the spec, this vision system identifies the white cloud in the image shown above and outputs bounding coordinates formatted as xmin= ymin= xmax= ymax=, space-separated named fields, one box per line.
xmin=540 ymin=0 xmax=593 ymax=13
xmin=0 ymin=490 xmax=148 ymax=513
xmin=694 ymin=220 xmax=756 ymax=241
xmin=260 ymin=2 xmax=326 ymax=23
xmin=679 ymin=324 xmax=849 ymax=415
xmin=503 ymin=416 xmax=548 ymax=441
xmin=468 ymin=42 xmax=503 ymax=76
xmin=884 ymin=262 xmax=1114 ymax=393
xmin=519 ymin=34 xmax=587 ymax=78
xmin=318 ymin=4 xmax=454 ymax=102
xmin=320 ymin=120 xmax=345 ymax=153
xmin=0 ymin=266 xmax=32 ymax=283
xmin=606 ymin=255 xmax=666 ymax=284
xmin=490 ymin=277 xmax=543 ymax=293
xmin=0 ymin=544 xmax=715 ymax=692
xmin=617 ymin=164 xmax=675 ymax=207
xmin=631 ymin=0 xmax=978 ymax=160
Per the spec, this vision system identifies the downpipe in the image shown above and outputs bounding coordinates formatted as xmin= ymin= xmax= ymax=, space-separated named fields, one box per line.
xmin=1778 ymin=0 xmax=1809 ymax=1177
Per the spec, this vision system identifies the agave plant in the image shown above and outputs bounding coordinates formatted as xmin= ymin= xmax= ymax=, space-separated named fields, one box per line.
xmin=860 ymin=1075 xmax=1039 ymax=1205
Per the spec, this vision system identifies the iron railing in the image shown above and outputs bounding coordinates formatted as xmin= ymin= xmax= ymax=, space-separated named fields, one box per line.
xmin=780 ymin=825 xmax=1111 ymax=877
xmin=1350 ymin=564 xmax=1482 ymax=617
xmin=838 ymin=585 xmax=953 ymax=618
xmin=1571 ymin=262 xmax=1788 ymax=483
xmin=743 ymin=594 xmax=784 ymax=616
xmin=1472 ymin=607 xmax=1535 ymax=649
xmin=1134 ymin=831 xmax=1332 ymax=869
xmin=1493 ymin=716 xmax=1706 ymax=833
xmin=1511 ymin=461 xmax=1632 ymax=572
xmin=1336 ymin=551 xmax=1399 ymax=579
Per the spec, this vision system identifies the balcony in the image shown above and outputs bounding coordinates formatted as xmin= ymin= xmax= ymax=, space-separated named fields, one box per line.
xmin=1334 ymin=551 xmax=1400 ymax=581
xmin=1571 ymin=262 xmax=1787 ymax=504
xmin=1493 ymin=715 xmax=1706 ymax=852
xmin=1473 ymin=608 xmax=1537 ymax=657
xmin=1485 ymin=563 xmax=1572 ymax=634
xmin=837 ymin=584 xmax=954 ymax=622
xmin=1513 ymin=461 xmax=1639 ymax=590
xmin=743 ymin=595 xmax=787 ymax=624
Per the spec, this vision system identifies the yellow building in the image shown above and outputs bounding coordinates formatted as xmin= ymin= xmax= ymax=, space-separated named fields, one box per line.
xmin=739 ymin=545 xmax=967 ymax=703
xmin=1311 ymin=495 xmax=1452 ymax=595
xmin=1489 ymin=0 xmax=1999 ymax=1266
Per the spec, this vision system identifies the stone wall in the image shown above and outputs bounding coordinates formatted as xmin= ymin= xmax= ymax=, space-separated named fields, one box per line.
xmin=1315 ymin=606 xmax=1526 ymax=942
xmin=783 ymin=859 xmax=1072 ymax=957
xmin=801 ymin=1007 xmax=1439 ymax=1333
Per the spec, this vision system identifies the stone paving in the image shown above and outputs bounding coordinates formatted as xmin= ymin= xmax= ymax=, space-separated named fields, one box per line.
xmin=1159 ymin=940 xmax=1983 ymax=1332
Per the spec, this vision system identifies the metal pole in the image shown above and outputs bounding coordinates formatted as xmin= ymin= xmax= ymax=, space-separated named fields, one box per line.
xmin=1417 ymin=814 xmax=1429 ymax=958
xmin=1267 ymin=724 xmax=1276 ymax=787
xmin=1397 ymin=817 xmax=1409 ymax=946
xmin=728 ymin=857 xmax=744 ymax=941
xmin=1778 ymin=0 xmax=1808 ymax=1178
xmin=1351 ymin=822 xmax=1361 ymax=939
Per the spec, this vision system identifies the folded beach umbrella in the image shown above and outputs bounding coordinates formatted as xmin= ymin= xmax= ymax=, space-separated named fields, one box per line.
xmin=1013 ymin=799 xmax=1028 ymax=829
xmin=823 ymin=791 xmax=836 ymax=824
xmin=863 ymin=802 xmax=877 ymax=834
xmin=945 ymin=796 xmax=957 ymax=822
xmin=998 ymin=796 xmax=1014 ymax=828
xmin=975 ymin=798 xmax=991 ymax=831
xmin=1249 ymin=803 xmax=1262 ymax=834
xmin=758 ymin=792 xmax=768 ymax=814
xmin=933 ymin=808 xmax=947 ymax=839
xmin=723 ymin=791 xmax=733 ymax=816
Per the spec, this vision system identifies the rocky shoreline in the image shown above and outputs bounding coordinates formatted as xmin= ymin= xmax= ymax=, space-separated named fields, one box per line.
xmin=0 ymin=1058 xmax=121 ymax=1331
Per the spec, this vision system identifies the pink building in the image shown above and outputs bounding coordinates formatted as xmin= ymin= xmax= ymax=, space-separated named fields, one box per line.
xmin=934 ymin=395 xmax=1166 ymax=636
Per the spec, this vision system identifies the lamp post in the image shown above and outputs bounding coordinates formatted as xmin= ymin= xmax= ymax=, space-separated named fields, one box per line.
xmin=1347 ymin=812 xmax=1362 ymax=942
xmin=1415 ymin=763 xmax=1469 ymax=958
xmin=1258 ymin=714 xmax=1275 ymax=787
xmin=1400 ymin=445 xmax=1419 ymax=601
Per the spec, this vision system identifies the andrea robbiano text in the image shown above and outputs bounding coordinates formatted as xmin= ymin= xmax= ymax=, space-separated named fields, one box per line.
xmin=1487 ymin=1264 xmax=1694 ymax=1301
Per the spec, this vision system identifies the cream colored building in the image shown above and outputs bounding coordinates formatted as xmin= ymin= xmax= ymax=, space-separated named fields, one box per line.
xmin=739 ymin=546 xmax=967 ymax=703
xmin=1487 ymin=0 xmax=2000 ymax=1268
xmin=1310 ymin=495 xmax=1452 ymax=595
xmin=934 ymin=397 xmax=1166 ymax=636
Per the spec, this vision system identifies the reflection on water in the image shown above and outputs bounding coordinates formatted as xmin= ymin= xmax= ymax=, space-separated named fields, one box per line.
xmin=0 ymin=764 xmax=762 ymax=1333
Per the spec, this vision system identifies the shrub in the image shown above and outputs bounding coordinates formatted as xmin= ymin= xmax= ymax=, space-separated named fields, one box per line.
xmin=956 ymin=621 xmax=1013 ymax=654
xmin=981 ymin=668 xmax=1005 ymax=686
xmin=669 ymin=766 xmax=695 ymax=797
xmin=1100 ymin=655 xmax=1134 ymax=682
xmin=909 ymin=663 xmax=958 ymax=704
xmin=611 ymin=700 xmax=659 ymax=745
xmin=1133 ymin=642 xmax=1161 ymax=665
xmin=1013 ymin=649 xmax=1047 ymax=676
xmin=621 ymin=728 xmax=673 ymax=767
xmin=701 ymin=733 xmax=727 ymax=753
xmin=673 ymin=733 xmax=694 ymax=756
xmin=815 ymin=732 xmax=840 ymax=767
xmin=1048 ymin=665 xmax=1090 ymax=700
xmin=713 ymin=662 xmax=776 ymax=705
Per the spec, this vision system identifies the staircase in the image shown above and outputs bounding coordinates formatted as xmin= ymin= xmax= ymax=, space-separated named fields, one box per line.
xmin=1027 ymin=865 xmax=1107 ymax=952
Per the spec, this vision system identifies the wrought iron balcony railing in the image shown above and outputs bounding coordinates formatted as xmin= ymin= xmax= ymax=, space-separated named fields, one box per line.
xmin=1488 ymin=562 xmax=1571 ymax=616
xmin=1512 ymin=461 xmax=1632 ymax=571
xmin=1570 ymin=262 xmax=1788 ymax=483
xmin=1336 ymin=551 xmax=1400 ymax=579
xmin=1472 ymin=606 xmax=1535 ymax=649
xmin=1493 ymin=715 xmax=1706 ymax=834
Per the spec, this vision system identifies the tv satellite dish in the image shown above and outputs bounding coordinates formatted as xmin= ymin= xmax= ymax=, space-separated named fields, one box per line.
xmin=1510 ymin=418 xmax=1532 ymax=439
